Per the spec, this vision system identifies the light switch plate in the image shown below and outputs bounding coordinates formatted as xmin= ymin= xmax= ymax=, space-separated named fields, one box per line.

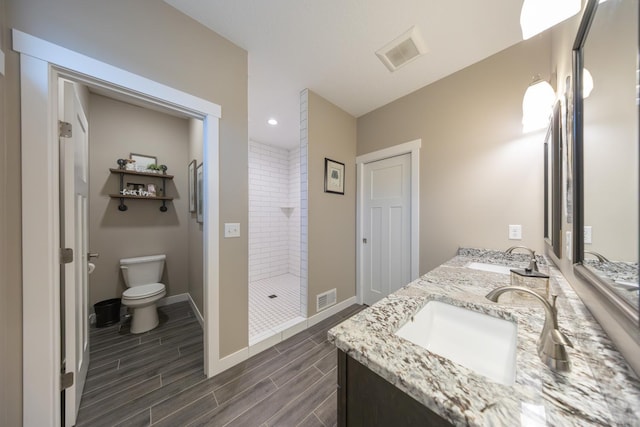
xmin=584 ymin=226 xmax=592 ymax=244
xmin=566 ymin=231 xmax=572 ymax=261
xmin=508 ymin=224 xmax=522 ymax=240
xmin=224 ymin=223 xmax=240 ymax=238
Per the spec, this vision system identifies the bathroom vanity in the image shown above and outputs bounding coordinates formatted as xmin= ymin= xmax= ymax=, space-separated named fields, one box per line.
xmin=329 ymin=249 xmax=640 ymax=426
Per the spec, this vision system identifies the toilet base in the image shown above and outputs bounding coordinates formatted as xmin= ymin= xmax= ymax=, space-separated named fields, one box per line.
xmin=128 ymin=305 xmax=160 ymax=334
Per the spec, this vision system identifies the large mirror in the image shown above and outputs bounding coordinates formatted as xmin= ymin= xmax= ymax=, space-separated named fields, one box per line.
xmin=574 ymin=0 xmax=639 ymax=323
xmin=544 ymin=101 xmax=562 ymax=258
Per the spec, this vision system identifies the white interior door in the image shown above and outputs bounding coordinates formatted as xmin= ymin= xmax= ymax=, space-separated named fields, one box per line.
xmin=60 ymin=80 xmax=90 ymax=426
xmin=362 ymin=153 xmax=411 ymax=306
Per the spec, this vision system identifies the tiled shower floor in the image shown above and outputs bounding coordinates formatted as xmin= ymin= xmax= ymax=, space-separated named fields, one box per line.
xmin=249 ymin=273 xmax=304 ymax=344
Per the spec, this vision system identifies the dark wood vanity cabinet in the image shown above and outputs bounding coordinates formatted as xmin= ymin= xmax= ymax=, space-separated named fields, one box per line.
xmin=337 ymin=350 xmax=452 ymax=427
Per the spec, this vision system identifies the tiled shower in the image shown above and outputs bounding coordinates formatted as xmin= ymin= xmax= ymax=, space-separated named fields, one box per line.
xmin=248 ymin=140 xmax=303 ymax=342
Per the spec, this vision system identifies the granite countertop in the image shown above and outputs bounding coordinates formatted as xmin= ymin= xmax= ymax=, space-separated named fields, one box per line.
xmin=328 ymin=248 xmax=640 ymax=426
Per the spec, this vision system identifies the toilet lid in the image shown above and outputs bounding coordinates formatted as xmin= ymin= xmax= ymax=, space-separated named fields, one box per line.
xmin=123 ymin=283 xmax=165 ymax=299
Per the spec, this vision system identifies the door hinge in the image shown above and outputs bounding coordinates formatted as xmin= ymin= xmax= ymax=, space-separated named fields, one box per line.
xmin=363 ymin=238 xmax=368 ymax=244
xmin=59 ymin=121 xmax=72 ymax=138
xmin=61 ymin=372 xmax=74 ymax=390
xmin=60 ymin=248 xmax=74 ymax=264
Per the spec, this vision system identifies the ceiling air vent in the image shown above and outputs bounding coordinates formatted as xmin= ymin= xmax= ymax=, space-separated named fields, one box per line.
xmin=376 ymin=26 xmax=428 ymax=72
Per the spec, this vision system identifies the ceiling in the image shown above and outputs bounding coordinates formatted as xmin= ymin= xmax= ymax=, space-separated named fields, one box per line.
xmin=164 ymin=0 xmax=525 ymax=148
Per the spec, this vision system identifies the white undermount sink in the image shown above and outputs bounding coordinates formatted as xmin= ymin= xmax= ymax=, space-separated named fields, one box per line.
xmin=466 ymin=262 xmax=512 ymax=275
xmin=395 ymin=300 xmax=517 ymax=386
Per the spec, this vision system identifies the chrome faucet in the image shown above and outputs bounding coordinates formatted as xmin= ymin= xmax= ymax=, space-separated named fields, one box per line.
xmin=485 ymin=286 xmax=573 ymax=372
xmin=584 ymin=250 xmax=610 ymax=263
xmin=505 ymin=246 xmax=539 ymax=272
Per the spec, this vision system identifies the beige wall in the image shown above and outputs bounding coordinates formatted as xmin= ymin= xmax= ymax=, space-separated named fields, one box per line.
xmin=3 ymin=0 xmax=248 ymax=422
xmin=358 ymin=34 xmax=551 ymax=274
xmin=188 ymin=118 xmax=204 ymax=313
xmin=307 ymin=91 xmax=357 ymax=316
xmin=88 ymin=94 xmax=190 ymax=306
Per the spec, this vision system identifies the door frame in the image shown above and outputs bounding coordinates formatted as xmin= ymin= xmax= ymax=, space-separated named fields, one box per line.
xmin=14 ymin=29 xmax=222 ymax=426
xmin=356 ymin=139 xmax=421 ymax=304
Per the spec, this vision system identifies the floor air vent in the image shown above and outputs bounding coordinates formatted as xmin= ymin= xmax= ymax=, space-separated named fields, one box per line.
xmin=317 ymin=288 xmax=337 ymax=312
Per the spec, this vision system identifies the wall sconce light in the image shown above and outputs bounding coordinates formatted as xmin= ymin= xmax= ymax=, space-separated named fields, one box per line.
xmin=583 ymin=68 xmax=594 ymax=98
xmin=522 ymin=76 xmax=556 ymax=133
xmin=520 ymin=0 xmax=581 ymax=40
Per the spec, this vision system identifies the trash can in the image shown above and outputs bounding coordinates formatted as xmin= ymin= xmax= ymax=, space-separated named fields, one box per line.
xmin=94 ymin=298 xmax=121 ymax=327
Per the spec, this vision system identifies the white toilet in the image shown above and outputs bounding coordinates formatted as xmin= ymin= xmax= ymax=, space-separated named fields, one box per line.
xmin=120 ymin=254 xmax=167 ymax=334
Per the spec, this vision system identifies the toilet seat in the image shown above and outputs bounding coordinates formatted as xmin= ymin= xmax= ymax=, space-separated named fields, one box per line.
xmin=123 ymin=283 xmax=165 ymax=300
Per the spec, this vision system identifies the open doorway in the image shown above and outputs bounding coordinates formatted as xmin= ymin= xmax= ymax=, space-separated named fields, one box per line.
xmin=15 ymin=29 xmax=221 ymax=426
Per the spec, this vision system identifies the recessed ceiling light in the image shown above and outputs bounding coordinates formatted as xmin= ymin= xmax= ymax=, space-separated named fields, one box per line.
xmin=267 ymin=118 xmax=278 ymax=126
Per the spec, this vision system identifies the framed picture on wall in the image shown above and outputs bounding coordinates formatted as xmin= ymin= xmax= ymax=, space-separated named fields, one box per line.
xmin=129 ymin=153 xmax=157 ymax=172
xmin=196 ymin=162 xmax=204 ymax=224
xmin=188 ymin=159 xmax=196 ymax=212
xmin=324 ymin=158 xmax=345 ymax=195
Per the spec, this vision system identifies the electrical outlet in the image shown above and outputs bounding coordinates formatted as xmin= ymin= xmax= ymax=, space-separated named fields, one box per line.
xmin=224 ymin=223 xmax=240 ymax=238
xmin=584 ymin=226 xmax=592 ymax=244
xmin=508 ymin=224 xmax=522 ymax=240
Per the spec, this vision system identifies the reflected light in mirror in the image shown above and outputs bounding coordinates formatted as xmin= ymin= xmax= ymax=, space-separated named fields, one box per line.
xmin=522 ymin=78 xmax=556 ymax=133
xmin=583 ymin=68 xmax=594 ymax=98
xmin=520 ymin=0 xmax=581 ymax=40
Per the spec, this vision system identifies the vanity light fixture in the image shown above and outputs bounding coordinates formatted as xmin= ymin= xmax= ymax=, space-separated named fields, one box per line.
xmin=267 ymin=118 xmax=278 ymax=126
xmin=522 ymin=76 xmax=556 ymax=133
xmin=583 ymin=68 xmax=594 ymax=98
xmin=520 ymin=0 xmax=581 ymax=40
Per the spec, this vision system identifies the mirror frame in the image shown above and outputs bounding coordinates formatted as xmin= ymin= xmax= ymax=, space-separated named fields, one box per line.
xmin=544 ymin=100 xmax=562 ymax=258
xmin=572 ymin=0 xmax=640 ymax=327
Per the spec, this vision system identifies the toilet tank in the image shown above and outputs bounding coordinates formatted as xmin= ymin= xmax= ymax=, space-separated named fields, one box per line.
xmin=120 ymin=254 xmax=166 ymax=287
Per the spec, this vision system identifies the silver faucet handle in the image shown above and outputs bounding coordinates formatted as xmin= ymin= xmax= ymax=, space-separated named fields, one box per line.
xmin=551 ymin=328 xmax=573 ymax=348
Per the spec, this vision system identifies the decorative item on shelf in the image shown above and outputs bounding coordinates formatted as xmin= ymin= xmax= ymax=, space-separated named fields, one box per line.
xmin=117 ymin=158 xmax=127 ymax=170
xmin=147 ymin=164 xmax=162 ymax=174
xmin=160 ymin=164 xmax=168 ymax=175
xmin=109 ymin=166 xmax=173 ymax=212
xmin=125 ymin=159 xmax=136 ymax=171
xmin=130 ymin=153 xmax=157 ymax=172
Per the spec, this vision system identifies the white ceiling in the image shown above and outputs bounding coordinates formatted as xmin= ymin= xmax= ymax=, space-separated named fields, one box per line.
xmin=165 ymin=0 xmax=525 ymax=148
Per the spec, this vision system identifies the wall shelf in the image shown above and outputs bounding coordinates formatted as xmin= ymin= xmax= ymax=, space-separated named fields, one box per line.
xmin=109 ymin=168 xmax=174 ymax=212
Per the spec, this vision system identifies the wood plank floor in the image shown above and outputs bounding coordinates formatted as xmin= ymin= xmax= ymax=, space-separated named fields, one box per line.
xmin=77 ymin=301 xmax=365 ymax=426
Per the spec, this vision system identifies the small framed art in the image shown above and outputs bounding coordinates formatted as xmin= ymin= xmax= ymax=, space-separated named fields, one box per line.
xmin=324 ymin=158 xmax=345 ymax=195
xmin=188 ymin=160 xmax=196 ymax=212
xmin=196 ymin=162 xmax=204 ymax=224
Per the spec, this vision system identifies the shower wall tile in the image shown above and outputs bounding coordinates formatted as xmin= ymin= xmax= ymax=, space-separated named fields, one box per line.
xmin=249 ymin=140 xmax=302 ymax=283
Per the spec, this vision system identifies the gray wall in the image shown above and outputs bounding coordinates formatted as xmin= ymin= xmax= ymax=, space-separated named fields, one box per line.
xmin=3 ymin=0 xmax=248 ymax=423
xmin=357 ymin=34 xmax=551 ymax=274
xmin=307 ymin=91 xmax=357 ymax=316
xmin=88 ymin=94 xmax=190 ymax=307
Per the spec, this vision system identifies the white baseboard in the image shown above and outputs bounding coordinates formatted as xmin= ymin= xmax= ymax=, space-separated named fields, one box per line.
xmin=186 ymin=293 xmax=204 ymax=327
xmin=157 ymin=293 xmax=189 ymax=307
xmin=218 ymin=295 xmax=358 ymax=372
xmin=307 ymin=296 xmax=357 ymax=328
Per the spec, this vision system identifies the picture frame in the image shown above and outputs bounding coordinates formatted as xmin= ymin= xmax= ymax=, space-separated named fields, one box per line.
xmin=196 ymin=162 xmax=204 ymax=224
xmin=324 ymin=158 xmax=345 ymax=195
xmin=129 ymin=153 xmax=157 ymax=172
xmin=147 ymin=183 xmax=156 ymax=197
xmin=188 ymin=159 xmax=196 ymax=212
